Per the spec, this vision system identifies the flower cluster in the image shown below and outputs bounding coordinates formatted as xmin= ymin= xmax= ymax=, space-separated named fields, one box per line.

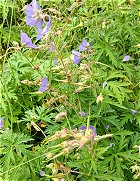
xmin=21 ymin=0 xmax=52 ymax=48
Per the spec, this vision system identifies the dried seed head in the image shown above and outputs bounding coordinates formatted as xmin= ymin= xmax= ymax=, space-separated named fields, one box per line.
xmin=32 ymin=64 xmax=40 ymax=69
xmin=55 ymin=112 xmax=67 ymax=120
xmin=66 ymin=70 xmax=72 ymax=78
xmin=58 ymin=95 xmax=68 ymax=103
xmin=96 ymin=93 xmax=104 ymax=104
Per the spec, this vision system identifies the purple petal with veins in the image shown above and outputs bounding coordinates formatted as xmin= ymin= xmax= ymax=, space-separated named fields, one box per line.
xmin=26 ymin=16 xmax=38 ymax=27
xmin=31 ymin=0 xmax=41 ymax=10
xmin=25 ymin=5 xmax=34 ymax=16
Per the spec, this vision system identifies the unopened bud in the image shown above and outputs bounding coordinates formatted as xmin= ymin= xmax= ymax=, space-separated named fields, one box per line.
xmin=58 ymin=95 xmax=68 ymax=103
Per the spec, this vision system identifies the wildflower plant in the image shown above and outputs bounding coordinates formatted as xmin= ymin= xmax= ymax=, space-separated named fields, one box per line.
xmin=0 ymin=0 xmax=140 ymax=180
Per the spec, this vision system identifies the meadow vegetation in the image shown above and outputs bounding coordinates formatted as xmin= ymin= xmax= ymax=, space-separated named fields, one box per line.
xmin=0 ymin=0 xmax=140 ymax=180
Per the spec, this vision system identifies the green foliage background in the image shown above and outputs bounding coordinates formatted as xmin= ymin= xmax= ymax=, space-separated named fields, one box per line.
xmin=0 ymin=0 xmax=140 ymax=180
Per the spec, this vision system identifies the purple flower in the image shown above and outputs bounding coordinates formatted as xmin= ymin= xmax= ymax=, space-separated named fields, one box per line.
xmin=53 ymin=58 xmax=57 ymax=65
xmin=39 ymin=170 xmax=45 ymax=176
xmin=39 ymin=76 xmax=49 ymax=92
xmin=41 ymin=17 xmax=52 ymax=35
xmin=74 ymin=90 xmax=79 ymax=94
xmin=0 ymin=118 xmax=4 ymax=129
xmin=72 ymin=50 xmax=81 ymax=64
xmin=50 ymin=43 xmax=54 ymax=52
xmin=25 ymin=0 xmax=43 ymax=28
xmin=36 ymin=28 xmax=42 ymax=40
xmin=79 ymin=38 xmax=90 ymax=52
xmin=21 ymin=32 xmax=38 ymax=49
xmin=79 ymin=125 xmax=97 ymax=137
xmin=79 ymin=111 xmax=87 ymax=117
xmin=37 ymin=17 xmax=52 ymax=40
xmin=131 ymin=109 xmax=137 ymax=115
xmin=122 ymin=55 xmax=130 ymax=62
xmin=103 ymin=81 xmax=107 ymax=88
xmin=106 ymin=124 xmax=110 ymax=130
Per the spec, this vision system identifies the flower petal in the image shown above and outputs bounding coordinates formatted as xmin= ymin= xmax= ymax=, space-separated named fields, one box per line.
xmin=39 ymin=77 xmax=49 ymax=92
xmin=79 ymin=38 xmax=90 ymax=52
xmin=36 ymin=28 xmax=43 ymax=40
xmin=79 ymin=44 xmax=86 ymax=52
xmin=21 ymin=32 xmax=37 ymax=49
xmin=0 ymin=118 xmax=4 ymax=129
xmin=26 ymin=16 xmax=37 ymax=27
xmin=82 ymin=38 xmax=88 ymax=47
xmin=122 ymin=55 xmax=130 ymax=62
xmin=31 ymin=0 xmax=41 ymax=11
xmin=79 ymin=126 xmax=87 ymax=130
xmin=72 ymin=50 xmax=80 ymax=56
xmin=50 ymin=43 xmax=54 ymax=52
xmin=74 ymin=55 xmax=81 ymax=64
xmin=25 ymin=5 xmax=35 ymax=16
xmin=41 ymin=18 xmax=52 ymax=36
xmin=35 ymin=18 xmax=43 ymax=29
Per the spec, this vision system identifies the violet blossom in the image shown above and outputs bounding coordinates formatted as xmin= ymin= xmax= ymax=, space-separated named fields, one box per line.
xmin=50 ymin=43 xmax=54 ymax=52
xmin=39 ymin=170 xmax=45 ymax=176
xmin=79 ymin=38 xmax=90 ymax=52
xmin=39 ymin=76 xmax=49 ymax=92
xmin=122 ymin=55 xmax=130 ymax=62
xmin=37 ymin=17 xmax=52 ymax=40
xmin=25 ymin=0 xmax=43 ymax=28
xmin=20 ymin=32 xmax=38 ymax=49
xmin=106 ymin=124 xmax=110 ymax=130
xmin=0 ymin=118 xmax=4 ymax=129
xmin=79 ymin=111 xmax=87 ymax=117
xmin=72 ymin=50 xmax=81 ymax=64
